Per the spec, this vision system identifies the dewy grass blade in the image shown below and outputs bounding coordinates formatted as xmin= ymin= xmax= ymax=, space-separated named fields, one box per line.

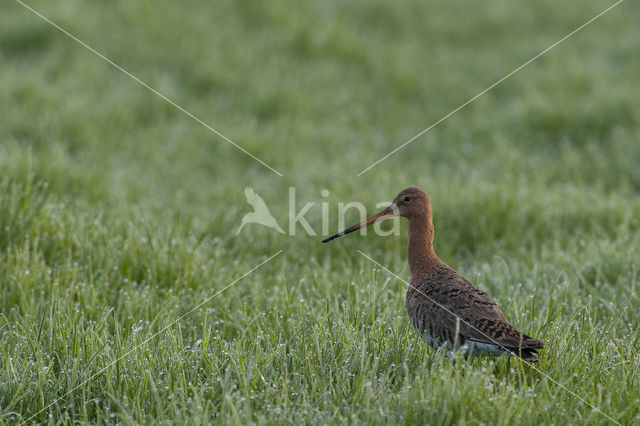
xmin=25 ymin=250 xmax=283 ymax=423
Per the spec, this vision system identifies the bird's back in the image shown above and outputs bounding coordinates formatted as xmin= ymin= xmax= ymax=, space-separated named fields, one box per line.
xmin=406 ymin=262 xmax=544 ymax=362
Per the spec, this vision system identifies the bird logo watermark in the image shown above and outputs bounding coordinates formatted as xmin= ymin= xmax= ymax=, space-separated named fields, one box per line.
xmin=236 ymin=187 xmax=400 ymax=237
xmin=236 ymin=187 xmax=285 ymax=235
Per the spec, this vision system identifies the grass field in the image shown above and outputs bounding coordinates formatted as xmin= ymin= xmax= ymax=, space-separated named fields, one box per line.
xmin=1 ymin=0 xmax=640 ymax=424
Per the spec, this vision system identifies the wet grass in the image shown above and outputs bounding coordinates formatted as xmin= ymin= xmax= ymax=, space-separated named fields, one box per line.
xmin=1 ymin=0 xmax=639 ymax=424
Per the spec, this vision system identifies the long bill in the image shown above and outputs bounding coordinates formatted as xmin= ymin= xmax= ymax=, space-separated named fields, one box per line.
xmin=322 ymin=205 xmax=396 ymax=243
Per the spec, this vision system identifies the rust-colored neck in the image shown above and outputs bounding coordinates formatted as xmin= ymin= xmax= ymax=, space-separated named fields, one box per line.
xmin=407 ymin=209 xmax=440 ymax=281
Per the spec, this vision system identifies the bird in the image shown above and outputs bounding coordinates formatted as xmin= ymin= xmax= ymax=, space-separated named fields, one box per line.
xmin=236 ymin=187 xmax=285 ymax=235
xmin=322 ymin=186 xmax=544 ymax=363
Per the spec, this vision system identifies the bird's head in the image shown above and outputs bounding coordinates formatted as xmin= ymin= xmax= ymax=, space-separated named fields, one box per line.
xmin=322 ymin=186 xmax=431 ymax=242
xmin=391 ymin=186 xmax=431 ymax=220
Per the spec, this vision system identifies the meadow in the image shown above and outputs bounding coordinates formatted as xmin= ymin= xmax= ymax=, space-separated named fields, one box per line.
xmin=1 ymin=0 xmax=639 ymax=424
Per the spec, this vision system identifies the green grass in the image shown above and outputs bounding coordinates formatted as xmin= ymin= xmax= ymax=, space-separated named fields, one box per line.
xmin=1 ymin=0 xmax=640 ymax=423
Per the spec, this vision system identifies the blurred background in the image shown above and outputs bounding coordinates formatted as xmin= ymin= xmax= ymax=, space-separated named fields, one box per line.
xmin=2 ymin=0 xmax=639 ymax=241
xmin=2 ymin=1 xmax=639 ymax=245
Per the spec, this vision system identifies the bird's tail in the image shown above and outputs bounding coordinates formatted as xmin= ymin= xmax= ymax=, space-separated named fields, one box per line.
xmin=514 ymin=347 xmax=540 ymax=363
xmin=512 ymin=333 xmax=544 ymax=363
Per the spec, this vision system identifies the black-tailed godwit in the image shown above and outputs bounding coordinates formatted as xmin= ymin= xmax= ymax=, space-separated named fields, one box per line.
xmin=323 ymin=186 xmax=544 ymax=362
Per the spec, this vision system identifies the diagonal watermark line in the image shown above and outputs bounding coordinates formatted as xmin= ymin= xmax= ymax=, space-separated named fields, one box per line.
xmin=357 ymin=250 xmax=622 ymax=425
xmin=26 ymin=250 xmax=283 ymax=423
xmin=356 ymin=0 xmax=626 ymax=176
xmin=14 ymin=0 xmax=283 ymax=177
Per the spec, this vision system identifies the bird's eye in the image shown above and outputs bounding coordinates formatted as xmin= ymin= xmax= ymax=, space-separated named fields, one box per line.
xmin=404 ymin=196 xmax=411 ymax=202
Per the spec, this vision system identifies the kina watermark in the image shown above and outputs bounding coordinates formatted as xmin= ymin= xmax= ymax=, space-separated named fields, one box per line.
xmin=236 ymin=187 xmax=400 ymax=237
